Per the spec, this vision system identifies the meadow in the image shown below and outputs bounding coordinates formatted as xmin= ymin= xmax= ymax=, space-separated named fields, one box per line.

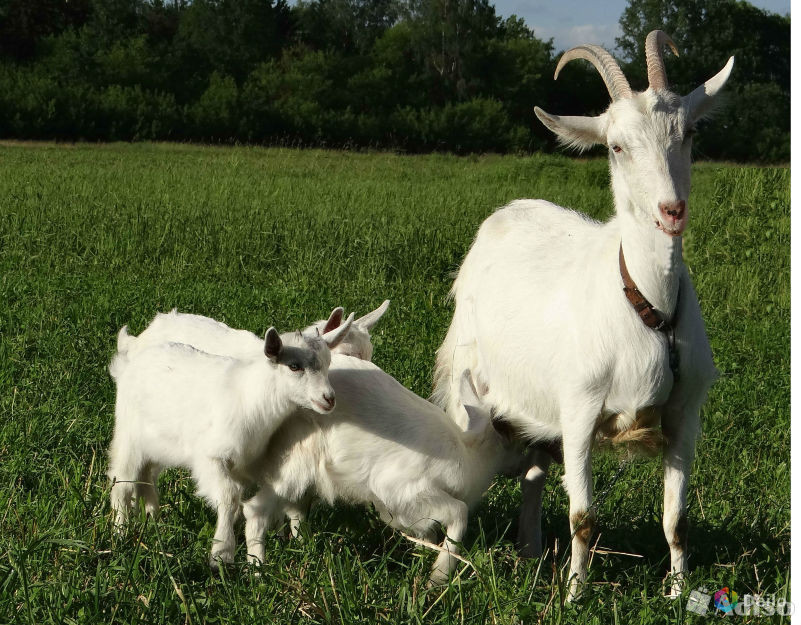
xmin=0 ymin=142 xmax=789 ymax=624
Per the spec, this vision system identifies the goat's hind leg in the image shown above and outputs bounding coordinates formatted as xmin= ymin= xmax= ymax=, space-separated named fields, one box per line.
xmin=426 ymin=495 xmax=469 ymax=587
xmin=518 ymin=444 xmax=556 ymax=558
xmin=108 ymin=443 xmax=148 ymax=530
xmin=109 ymin=473 xmax=135 ymax=530
xmin=135 ymin=462 xmax=161 ymax=518
xmin=243 ymin=484 xmax=296 ymax=565
xmin=285 ymin=493 xmax=313 ymax=540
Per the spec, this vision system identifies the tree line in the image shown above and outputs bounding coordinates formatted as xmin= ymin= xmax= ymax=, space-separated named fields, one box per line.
xmin=0 ymin=0 xmax=789 ymax=161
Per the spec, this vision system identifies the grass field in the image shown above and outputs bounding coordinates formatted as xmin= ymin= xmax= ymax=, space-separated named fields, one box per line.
xmin=0 ymin=142 xmax=790 ymax=624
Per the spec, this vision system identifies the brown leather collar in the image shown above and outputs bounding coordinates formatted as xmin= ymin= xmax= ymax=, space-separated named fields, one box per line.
xmin=619 ymin=243 xmax=681 ymax=379
xmin=619 ymin=244 xmax=672 ymax=331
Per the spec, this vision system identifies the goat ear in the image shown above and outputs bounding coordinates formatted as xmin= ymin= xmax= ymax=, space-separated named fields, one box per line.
xmin=322 ymin=312 xmax=354 ymax=349
xmin=457 ymin=370 xmax=491 ymax=439
xmin=458 ymin=369 xmax=481 ymax=406
xmin=264 ymin=327 xmax=282 ymax=361
xmin=683 ymin=56 xmax=734 ymax=122
xmin=356 ymin=299 xmax=389 ymax=330
xmin=534 ymin=107 xmax=606 ymax=151
xmin=322 ymin=307 xmax=345 ymax=334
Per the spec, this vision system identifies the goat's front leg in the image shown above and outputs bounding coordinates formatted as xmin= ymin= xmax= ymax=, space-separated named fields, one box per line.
xmin=194 ymin=459 xmax=243 ymax=571
xmin=662 ymin=406 xmax=700 ymax=597
xmin=561 ymin=404 xmax=599 ymax=601
xmin=243 ymin=487 xmax=271 ymax=565
xmin=518 ymin=445 xmax=554 ymax=558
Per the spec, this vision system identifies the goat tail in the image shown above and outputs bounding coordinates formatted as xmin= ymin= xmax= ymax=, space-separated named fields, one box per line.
xmin=109 ymin=325 xmax=135 ymax=381
xmin=431 ymin=324 xmax=456 ymax=409
xmin=432 ymin=280 xmax=479 ymax=421
xmin=108 ymin=352 xmax=126 ymax=381
xmin=108 ymin=351 xmax=128 ymax=381
xmin=116 ymin=325 xmax=135 ymax=353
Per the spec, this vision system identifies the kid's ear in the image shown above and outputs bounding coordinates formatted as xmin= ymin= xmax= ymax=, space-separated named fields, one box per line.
xmin=457 ymin=370 xmax=491 ymax=439
xmin=458 ymin=369 xmax=481 ymax=407
xmin=322 ymin=307 xmax=345 ymax=334
xmin=356 ymin=299 xmax=390 ymax=330
xmin=322 ymin=312 xmax=354 ymax=349
xmin=264 ymin=327 xmax=282 ymax=361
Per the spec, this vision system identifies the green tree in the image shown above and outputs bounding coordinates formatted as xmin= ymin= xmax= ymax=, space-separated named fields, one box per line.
xmin=294 ymin=0 xmax=401 ymax=54
xmin=0 ymin=0 xmax=91 ymax=60
xmin=403 ymin=0 xmax=500 ymax=102
xmin=172 ymin=0 xmax=293 ymax=95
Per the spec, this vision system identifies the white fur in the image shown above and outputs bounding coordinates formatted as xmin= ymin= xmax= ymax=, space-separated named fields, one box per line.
xmin=242 ymin=359 xmax=510 ymax=585
xmin=122 ymin=301 xmax=389 ymax=363
xmin=305 ymin=300 xmax=390 ymax=361
xmin=119 ymin=311 xmax=262 ymax=360
xmin=433 ymin=52 xmax=733 ymax=598
xmin=107 ymin=317 xmax=353 ymax=567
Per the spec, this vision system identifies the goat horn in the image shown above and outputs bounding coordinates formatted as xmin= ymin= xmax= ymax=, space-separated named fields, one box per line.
xmin=645 ymin=30 xmax=679 ymax=90
xmin=555 ymin=44 xmax=632 ymax=101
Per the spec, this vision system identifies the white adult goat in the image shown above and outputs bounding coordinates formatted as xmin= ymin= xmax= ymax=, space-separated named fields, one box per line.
xmin=433 ymin=31 xmax=732 ymax=598
xmin=107 ymin=316 xmax=353 ymax=568
xmin=243 ymin=361 xmax=510 ymax=585
xmin=119 ymin=301 xmax=390 ymax=362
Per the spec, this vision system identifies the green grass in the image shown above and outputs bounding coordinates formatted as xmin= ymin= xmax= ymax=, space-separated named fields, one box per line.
xmin=0 ymin=142 xmax=790 ymax=624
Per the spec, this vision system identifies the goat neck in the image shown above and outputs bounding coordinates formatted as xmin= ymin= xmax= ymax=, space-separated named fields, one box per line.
xmin=616 ymin=206 xmax=682 ymax=320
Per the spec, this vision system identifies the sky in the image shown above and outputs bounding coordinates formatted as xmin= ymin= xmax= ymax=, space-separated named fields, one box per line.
xmin=492 ymin=0 xmax=791 ymax=53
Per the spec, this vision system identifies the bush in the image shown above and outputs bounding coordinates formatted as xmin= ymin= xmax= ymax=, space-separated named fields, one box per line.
xmin=187 ymin=72 xmax=240 ymax=141
xmin=97 ymin=85 xmax=181 ymax=141
xmin=390 ymin=98 xmax=531 ymax=153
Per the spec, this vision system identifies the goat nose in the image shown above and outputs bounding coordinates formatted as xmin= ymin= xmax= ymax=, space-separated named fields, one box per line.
xmin=659 ymin=200 xmax=686 ymax=221
xmin=323 ymin=392 xmax=335 ymax=409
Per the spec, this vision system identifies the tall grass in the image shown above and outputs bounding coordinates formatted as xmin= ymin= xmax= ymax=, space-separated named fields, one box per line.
xmin=0 ymin=143 xmax=789 ymax=624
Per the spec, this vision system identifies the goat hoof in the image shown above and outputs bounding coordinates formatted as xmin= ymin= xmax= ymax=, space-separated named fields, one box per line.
xmin=661 ymin=571 xmax=686 ymax=598
xmin=517 ymin=543 xmax=543 ymax=559
xmin=565 ymin=577 xmax=587 ymax=603
xmin=209 ymin=554 xmax=234 ymax=574
xmin=427 ymin=572 xmax=450 ymax=588
xmin=245 ymin=559 xmax=264 ymax=577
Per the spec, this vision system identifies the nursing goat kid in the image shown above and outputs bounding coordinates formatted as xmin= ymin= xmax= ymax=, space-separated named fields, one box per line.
xmin=242 ymin=362 xmax=511 ymax=586
xmin=433 ymin=31 xmax=732 ymax=598
xmin=118 ymin=300 xmax=389 ymax=362
xmin=305 ymin=299 xmax=389 ymax=361
xmin=107 ymin=315 xmax=353 ymax=568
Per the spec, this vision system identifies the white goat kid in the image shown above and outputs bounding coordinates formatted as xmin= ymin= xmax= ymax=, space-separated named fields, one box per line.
xmin=242 ymin=362 xmax=509 ymax=585
xmin=305 ymin=299 xmax=389 ymax=361
xmin=433 ymin=31 xmax=732 ymax=599
xmin=119 ymin=300 xmax=389 ymax=362
xmin=107 ymin=316 xmax=353 ymax=568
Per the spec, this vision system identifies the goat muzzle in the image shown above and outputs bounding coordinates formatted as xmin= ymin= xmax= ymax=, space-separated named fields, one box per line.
xmin=657 ymin=200 xmax=687 ymax=236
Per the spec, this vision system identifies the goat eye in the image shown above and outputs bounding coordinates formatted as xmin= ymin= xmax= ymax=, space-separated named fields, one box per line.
xmin=611 ymin=145 xmax=622 ymax=153
xmin=288 ymin=363 xmax=303 ymax=372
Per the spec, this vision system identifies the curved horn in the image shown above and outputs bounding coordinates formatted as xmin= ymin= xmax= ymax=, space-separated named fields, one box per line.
xmin=555 ymin=44 xmax=632 ymax=101
xmin=645 ymin=30 xmax=679 ymax=90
